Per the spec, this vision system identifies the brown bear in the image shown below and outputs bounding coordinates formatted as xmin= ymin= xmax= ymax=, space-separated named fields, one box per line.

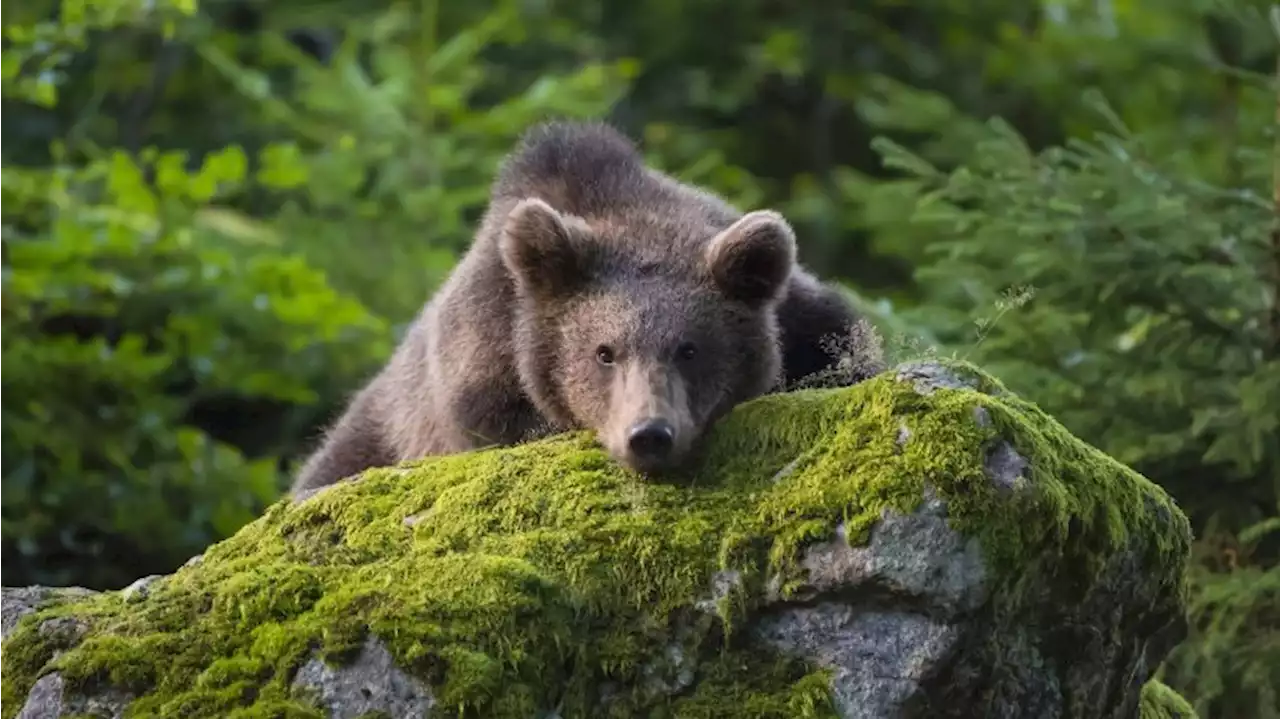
xmin=290 ymin=120 xmax=883 ymax=497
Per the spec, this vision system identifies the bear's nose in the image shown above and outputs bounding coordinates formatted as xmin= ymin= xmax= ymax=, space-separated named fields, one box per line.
xmin=627 ymin=419 xmax=675 ymax=460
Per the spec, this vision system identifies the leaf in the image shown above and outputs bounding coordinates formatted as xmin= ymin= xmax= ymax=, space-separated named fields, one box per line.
xmin=870 ymin=137 xmax=942 ymax=180
xmin=1239 ymin=517 xmax=1280 ymax=545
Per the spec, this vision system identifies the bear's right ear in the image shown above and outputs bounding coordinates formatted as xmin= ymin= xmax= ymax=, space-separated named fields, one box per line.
xmin=704 ymin=210 xmax=797 ymax=306
xmin=500 ymin=198 xmax=589 ymax=299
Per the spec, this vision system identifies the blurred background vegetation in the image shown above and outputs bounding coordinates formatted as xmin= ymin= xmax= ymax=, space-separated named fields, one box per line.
xmin=2 ymin=0 xmax=1277 ymax=715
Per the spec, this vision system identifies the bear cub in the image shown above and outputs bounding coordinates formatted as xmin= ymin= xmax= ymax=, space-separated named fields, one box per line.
xmin=291 ymin=120 xmax=883 ymax=496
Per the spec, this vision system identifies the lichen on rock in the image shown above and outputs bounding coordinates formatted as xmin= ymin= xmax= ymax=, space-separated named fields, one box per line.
xmin=1 ymin=360 xmax=1197 ymax=718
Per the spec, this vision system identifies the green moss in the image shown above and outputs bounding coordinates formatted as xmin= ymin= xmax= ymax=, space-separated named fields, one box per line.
xmin=1140 ymin=679 xmax=1199 ymax=719
xmin=0 ymin=362 xmax=1193 ymax=718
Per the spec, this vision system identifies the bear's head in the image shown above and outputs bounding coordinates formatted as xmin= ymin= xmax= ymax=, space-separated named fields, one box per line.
xmin=500 ymin=197 xmax=796 ymax=475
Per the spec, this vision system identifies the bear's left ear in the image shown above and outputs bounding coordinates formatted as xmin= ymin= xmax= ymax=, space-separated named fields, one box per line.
xmin=500 ymin=198 xmax=591 ymax=299
xmin=704 ymin=210 xmax=797 ymax=306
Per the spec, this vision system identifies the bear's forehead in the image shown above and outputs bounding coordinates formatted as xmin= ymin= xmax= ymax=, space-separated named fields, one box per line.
xmin=562 ymin=281 xmax=733 ymax=338
xmin=579 ymin=278 xmax=716 ymax=313
xmin=583 ymin=209 xmax=722 ymax=259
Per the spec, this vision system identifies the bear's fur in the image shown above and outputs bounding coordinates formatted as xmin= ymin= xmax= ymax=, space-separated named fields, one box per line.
xmin=291 ymin=121 xmax=883 ymax=496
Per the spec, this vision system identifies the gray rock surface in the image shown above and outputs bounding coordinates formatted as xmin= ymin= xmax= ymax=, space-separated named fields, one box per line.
xmin=13 ymin=673 xmax=133 ymax=719
xmin=2 ymin=586 xmax=94 ymax=641
xmin=757 ymin=605 xmax=958 ymax=718
xmin=2 ymin=587 xmax=50 ymax=641
xmin=3 ymin=586 xmax=133 ymax=719
xmin=292 ymin=637 xmax=436 ymax=718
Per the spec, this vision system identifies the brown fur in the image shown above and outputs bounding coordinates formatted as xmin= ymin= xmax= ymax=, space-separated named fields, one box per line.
xmin=291 ymin=121 xmax=883 ymax=496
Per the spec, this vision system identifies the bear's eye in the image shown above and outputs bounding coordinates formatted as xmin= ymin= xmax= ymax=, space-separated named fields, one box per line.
xmin=676 ymin=342 xmax=698 ymax=361
xmin=596 ymin=345 xmax=616 ymax=366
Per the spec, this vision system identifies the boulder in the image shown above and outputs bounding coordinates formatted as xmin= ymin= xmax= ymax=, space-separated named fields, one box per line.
xmin=1 ymin=361 xmax=1197 ymax=718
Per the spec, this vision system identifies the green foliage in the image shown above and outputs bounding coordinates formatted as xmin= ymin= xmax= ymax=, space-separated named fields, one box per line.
xmin=191 ymin=0 xmax=638 ymax=319
xmin=1 ymin=0 xmax=633 ymax=590
xmin=844 ymin=4 xmax=1279 ymax=716
xmin=1 ymin=116 xmax=391 ymax=590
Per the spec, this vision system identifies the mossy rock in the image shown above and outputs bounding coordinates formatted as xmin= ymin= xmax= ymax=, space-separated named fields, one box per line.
xmin=1 ymin=360 xmax=1197 ymax=718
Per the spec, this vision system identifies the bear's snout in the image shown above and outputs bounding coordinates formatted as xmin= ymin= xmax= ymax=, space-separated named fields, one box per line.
xmin=603 ymin=363 xmax=696 ymax=474
xmin=626 ymin=418 xmax=676 ymax=463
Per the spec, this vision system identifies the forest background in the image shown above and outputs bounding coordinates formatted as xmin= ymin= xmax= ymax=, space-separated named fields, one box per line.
xmin=2 ymin=0 xmax=1277 ymax=715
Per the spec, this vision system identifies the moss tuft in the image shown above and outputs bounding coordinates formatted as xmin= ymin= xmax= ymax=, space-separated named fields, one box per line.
xmin=1140 ymin=679 xmax=1199 ymax=719
xmin=1 ymin=363 xmax=1194 ymax=717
